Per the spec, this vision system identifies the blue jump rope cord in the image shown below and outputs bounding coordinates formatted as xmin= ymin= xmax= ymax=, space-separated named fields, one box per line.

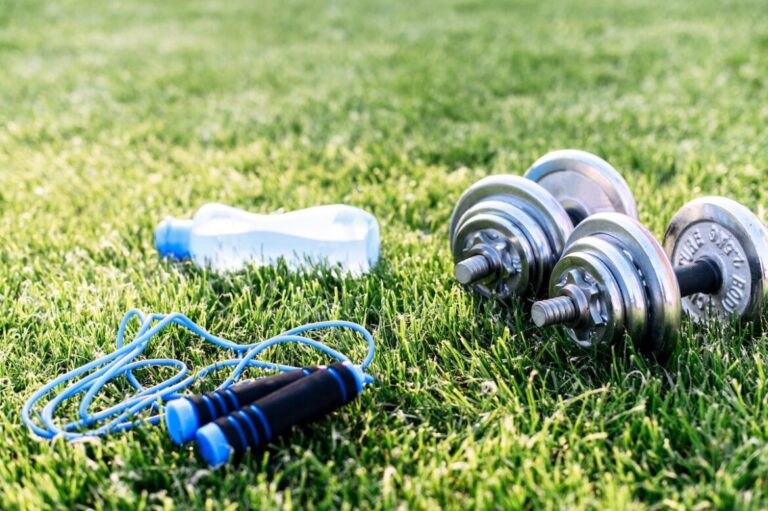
xmin=21 ymin=309 xmax=376 ymax=441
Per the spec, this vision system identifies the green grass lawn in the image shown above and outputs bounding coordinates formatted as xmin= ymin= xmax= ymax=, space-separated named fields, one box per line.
xmin=1 ymin=0 xmax=768 ymax=508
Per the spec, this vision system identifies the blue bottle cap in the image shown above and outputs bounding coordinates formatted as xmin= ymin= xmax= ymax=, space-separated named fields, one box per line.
xmin=154 ymin=218 xmax=193 ymax=259
xmin=196 ymin=423 xmax=233 ymax=467
xmin=164 ymin=398 xmax=200 ymax=445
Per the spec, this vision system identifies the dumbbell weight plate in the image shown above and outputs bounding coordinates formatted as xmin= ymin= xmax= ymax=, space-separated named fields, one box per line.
xmin=663 ymin=197 xmax=768 ymax=322
xmin=547 ymin=250 xmax=626 ymax=348
xmin=558 ymin=236 xmax=649 ymax=345
xmin=564 ymin=213 xmax=681 ymax=356
xmin=451 ymin=209 xmax=533 ymax=297
xmin=524 ymin=150 xmax=638 ymax=223
xmin=451 ymin=201 xmax=553 ymax=296
xmin=448 ymin=175 xmax=572 ymax=254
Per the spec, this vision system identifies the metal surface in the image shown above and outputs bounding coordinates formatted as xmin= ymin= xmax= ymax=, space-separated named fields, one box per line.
xmin=452 ymin=210 xmax=534 ymax=297
xmin=674 ymin=258 xmax=722 ymax=297
xmin=535 ymin=213 xmax=681 ymax=357
xmin=663 ymin=196 xmax=768 ymax=322
xmin=532 ymin=296 xmax=579 ymax=327
xmin=449 ymin=175 xmax=572 ymax=252
xmin=454 ymin=254 xmax=492 ymax=285
xmin=524 ymin=150 xmax=639 ymax=224
xmin=548 ymin=257 xmax=624 ymax=347
xmin=449 ymin=176 xmax=573 ymax=298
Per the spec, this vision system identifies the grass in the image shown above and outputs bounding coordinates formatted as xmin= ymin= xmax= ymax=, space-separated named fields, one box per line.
xmin=1 ymin=0 xmax=767 ymax=508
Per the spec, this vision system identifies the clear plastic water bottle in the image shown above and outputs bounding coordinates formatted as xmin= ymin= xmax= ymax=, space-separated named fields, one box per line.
xmin=154 ymin=203 xmax=380 ymax=274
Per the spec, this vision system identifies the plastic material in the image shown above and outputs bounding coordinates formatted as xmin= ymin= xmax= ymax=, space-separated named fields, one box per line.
xmin=165 ymin=398 xmax=199 ymax=445
xmin=155 ymin=203 xmax=380 ymax=274
xmin=196 ymin=362 xmax=363 ymax=467
xmin=21 ymin=310 xmax=375 ymax=441
xmin=343 ymin=361 xmax=365 ymax=394
xmin=197 ymin=422 xmax=232 ymax=467
xmin=165 ymin=367 xmax=315 ymax=444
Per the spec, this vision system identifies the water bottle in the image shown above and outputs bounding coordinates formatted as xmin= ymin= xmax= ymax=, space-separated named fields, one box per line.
xmin=154 ymin=203 xmax=380 ymax=274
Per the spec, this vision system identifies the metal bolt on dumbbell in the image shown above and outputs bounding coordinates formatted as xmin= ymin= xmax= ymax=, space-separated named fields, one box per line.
xmin=531 ymin=197 xmax=768 ymax=357
xmin=449 ymin=150 xmax=638 ymax=299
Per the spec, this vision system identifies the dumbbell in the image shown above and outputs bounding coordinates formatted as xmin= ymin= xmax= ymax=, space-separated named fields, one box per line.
xmin=531 ymin=197 xmax=768 ymax=357
xmin=449 ymin=150 xmax=638 ymax=299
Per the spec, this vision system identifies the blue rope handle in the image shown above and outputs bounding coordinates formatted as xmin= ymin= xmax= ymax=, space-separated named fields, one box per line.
xmin=21 ymin=309 xmax=376 ymax=440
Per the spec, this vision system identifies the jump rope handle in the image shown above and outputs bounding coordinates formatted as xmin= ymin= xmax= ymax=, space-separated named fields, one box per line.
xmin=195 ymin=361 xmax=364 ymax=467
xmin=165 ymin=368 xmax=317 ymax=444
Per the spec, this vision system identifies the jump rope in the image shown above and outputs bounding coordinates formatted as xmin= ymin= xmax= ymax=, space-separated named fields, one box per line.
xmin=22 ymin=309 xmax=376 ymax=467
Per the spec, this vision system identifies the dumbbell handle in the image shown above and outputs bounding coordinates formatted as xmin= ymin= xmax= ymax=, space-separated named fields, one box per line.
xmin=674 ymin=258 xmax=722 ymax=297
xmin=565 ymin=206 xmax=587 ymax=227
xmin=532 ymin=258 xmax=724 ymax=328
xmin=196 ymin=362 xmax=363 ymax=466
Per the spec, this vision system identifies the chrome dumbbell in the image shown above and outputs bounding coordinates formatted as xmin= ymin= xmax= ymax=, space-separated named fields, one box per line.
xmin=449 ymin=150 xmax=638 ymax=299
xmin=531 ymin=197 xmax=768 ymax=357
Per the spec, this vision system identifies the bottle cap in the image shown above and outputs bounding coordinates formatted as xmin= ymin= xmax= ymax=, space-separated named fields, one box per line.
xmin=154 ymin=218 xmax=193 ymax=259
xmin=196 ymin=423 xmax=233 ymax=467
xmin=164 ymin=398 xmax=200 ymax=445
